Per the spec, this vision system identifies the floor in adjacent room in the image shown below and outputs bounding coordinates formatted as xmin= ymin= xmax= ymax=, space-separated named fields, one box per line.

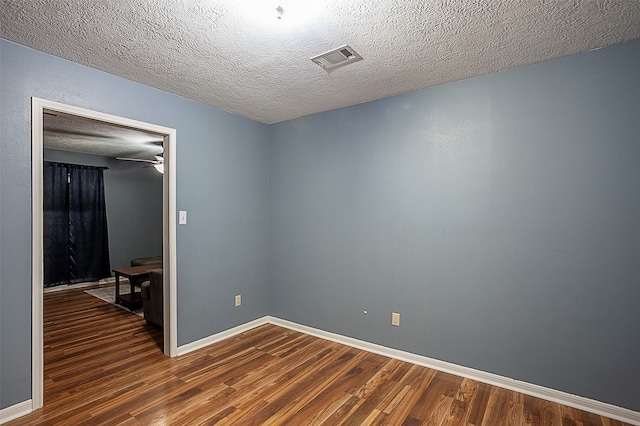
xmin=5 ymin=286 xmax=631 ymax=425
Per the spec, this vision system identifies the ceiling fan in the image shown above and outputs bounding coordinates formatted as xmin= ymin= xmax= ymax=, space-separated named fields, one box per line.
xmin=116 ymin=154 xmax=164 ymax=173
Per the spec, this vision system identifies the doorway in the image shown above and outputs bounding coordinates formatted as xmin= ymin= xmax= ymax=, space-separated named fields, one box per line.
xmin=31 ymin=97 xmax=177 ymax=410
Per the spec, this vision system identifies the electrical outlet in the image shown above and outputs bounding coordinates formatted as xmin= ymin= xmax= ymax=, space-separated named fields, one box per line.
xmin=392 ymin=312 xmax=400 ymax=326
xmin=235 ymin=294 xmax=241 ymax=307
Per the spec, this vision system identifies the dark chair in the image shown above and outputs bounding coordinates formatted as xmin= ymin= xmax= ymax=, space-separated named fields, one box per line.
xmin=130 ymin=256 xmax=162 ymax=267
xmin=130 ymin=256 xmax=162 ymax=287
xmin=140 ymin=269 xmax=163 ymax=327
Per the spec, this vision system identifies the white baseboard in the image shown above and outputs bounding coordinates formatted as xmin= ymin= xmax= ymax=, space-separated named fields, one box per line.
xmin=0 ymin=400 xmax=32 ymax=424
xmin=176 ymin=317 xmax=269 ymax=356
xmin=266 ymin=316 xmax=640 ymax=426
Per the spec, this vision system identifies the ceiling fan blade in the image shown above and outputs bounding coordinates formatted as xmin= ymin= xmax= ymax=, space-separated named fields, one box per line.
xmin=116 ymin=157 xmax=158 ymax=164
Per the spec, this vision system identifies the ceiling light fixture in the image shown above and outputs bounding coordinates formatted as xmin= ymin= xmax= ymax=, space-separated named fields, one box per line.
xmin=153 ymin=155 xmax=164 ymax=174
xmin=243 ymin=0 xmax=320 ymax=27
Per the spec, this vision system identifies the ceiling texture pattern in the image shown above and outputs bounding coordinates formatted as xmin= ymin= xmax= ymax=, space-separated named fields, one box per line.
xmin=2 ymin=0 xmax=640 ymax=124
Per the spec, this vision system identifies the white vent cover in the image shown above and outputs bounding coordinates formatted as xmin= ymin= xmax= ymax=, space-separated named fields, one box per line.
xmin=311 ymin=45 xmax=363 ymax=71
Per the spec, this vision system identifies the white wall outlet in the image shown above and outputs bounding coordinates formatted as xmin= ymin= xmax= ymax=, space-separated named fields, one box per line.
xmin=392 ymin=312 xmax=400 ymax=326
xmin=235 ymin=294 xmax=241 ymax=307
xmin=179 ymin=210 xmax=187 ymax=224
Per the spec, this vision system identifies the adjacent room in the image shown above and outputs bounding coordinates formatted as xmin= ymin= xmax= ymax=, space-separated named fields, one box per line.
xmin=42 ymin=113 xmax=164 ymax=289
xmin=41 ymin=113 xmax=166 ymax=336
xmin=1 ymin=1 xmax=639 ymax=425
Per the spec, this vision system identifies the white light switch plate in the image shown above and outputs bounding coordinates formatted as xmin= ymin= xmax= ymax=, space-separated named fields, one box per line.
xmin=179 ymin=210 xmax=187 ymax=224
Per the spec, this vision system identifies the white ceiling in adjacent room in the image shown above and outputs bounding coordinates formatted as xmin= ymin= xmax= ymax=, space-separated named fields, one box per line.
xmin=43 ymin=111 xmax=164 ymax=159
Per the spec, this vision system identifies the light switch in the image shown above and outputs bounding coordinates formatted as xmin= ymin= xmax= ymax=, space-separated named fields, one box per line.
xmin=179 ymin=210 xmax=187 ymax=224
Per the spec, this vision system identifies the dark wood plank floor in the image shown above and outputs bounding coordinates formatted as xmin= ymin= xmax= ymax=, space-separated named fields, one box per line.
xmin=6 ymin=286 xmax=632 ymax=425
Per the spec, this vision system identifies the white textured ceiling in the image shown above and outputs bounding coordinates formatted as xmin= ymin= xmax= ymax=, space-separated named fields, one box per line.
xmin=2 ymin=0 xmax=640 ymax=124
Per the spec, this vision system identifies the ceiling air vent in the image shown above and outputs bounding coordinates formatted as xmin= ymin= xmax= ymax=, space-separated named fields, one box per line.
xmin=311 ymin=45 xmax=363 ymax=71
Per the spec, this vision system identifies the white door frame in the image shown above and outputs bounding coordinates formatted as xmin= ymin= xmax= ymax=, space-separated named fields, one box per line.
xmin=31 ymin=97 xmax=178 ymax=410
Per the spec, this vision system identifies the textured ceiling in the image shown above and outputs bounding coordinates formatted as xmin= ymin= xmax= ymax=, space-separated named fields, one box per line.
xmin=2 ymin=0 xmax=640 ymax=124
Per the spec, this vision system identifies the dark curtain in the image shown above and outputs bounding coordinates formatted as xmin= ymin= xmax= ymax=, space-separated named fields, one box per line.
xmin=44 ymin=162 xmax=111 ymax=287
xmin=43 ymin=163 xmax=70 ymax=286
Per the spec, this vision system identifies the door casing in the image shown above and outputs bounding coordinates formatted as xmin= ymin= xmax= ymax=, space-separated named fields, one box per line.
xmin=31 ymin=97 xmax=178 ymax=410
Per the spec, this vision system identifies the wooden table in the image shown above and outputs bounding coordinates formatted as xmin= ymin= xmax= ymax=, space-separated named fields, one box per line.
xmin=112 ymin=263 xmax=162 ymax=309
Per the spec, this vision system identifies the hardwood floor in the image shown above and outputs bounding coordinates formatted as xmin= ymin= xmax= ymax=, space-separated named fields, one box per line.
xmin=6 ymin=286 xmax=631 ymax=426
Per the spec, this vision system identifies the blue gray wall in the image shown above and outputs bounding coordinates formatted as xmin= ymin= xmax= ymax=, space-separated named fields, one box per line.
xmin=0 ymin=39 xmax=269 ymax=409
xmin=43 ymin=149 xmax=163 ymax=271
xmin=2 ymin=36 xmax=640 ymax=414
xmin=269 ymin=39 xmax=640 ymax=412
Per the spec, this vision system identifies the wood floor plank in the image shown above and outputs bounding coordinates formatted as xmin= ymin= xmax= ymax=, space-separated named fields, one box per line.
xmin=481 ymin=387 xmax=514 ymax=426
xmin=294 ymin=391 xmax=355 ymax=425
xmin=265 ymin=351 xmax=382 ymax=425
xmin=5 ymin=286 xmax=634 ymax=426
xmin=407 ymin=371 xmax=464 ymax=422
xmin=466 ymin=381 xmax=493 ymax=425
xmin=380 ymin=366 xmax=439 ymax=424
xmin=228 ymin=347 xmax=363 ymax=425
